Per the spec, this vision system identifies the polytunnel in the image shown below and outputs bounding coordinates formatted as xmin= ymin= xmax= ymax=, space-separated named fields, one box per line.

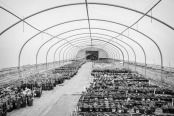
xmin=1 ymin=0 xmax=174 ymax=116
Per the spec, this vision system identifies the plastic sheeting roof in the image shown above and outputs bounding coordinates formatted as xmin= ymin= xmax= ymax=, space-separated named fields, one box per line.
xmin=0 ymin=0 xmax=174 ymax=69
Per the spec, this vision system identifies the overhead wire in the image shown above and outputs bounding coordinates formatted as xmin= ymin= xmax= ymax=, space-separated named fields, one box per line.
xmin=0 ymin=0 xmax=78 ymax=50
xmin=101 ymin=0 xmax=161 ymax=47
xmin=0 ymin=0 xmax=77 ymax=48
xmin=0 ymin=0 xmax=24 ymax=18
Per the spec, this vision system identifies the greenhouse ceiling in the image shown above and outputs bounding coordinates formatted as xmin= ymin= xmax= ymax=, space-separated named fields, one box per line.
xmin=0 ymin=0 xmax=174 ymax=69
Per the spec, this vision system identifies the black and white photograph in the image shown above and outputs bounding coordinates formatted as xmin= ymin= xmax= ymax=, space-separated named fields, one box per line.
xmin=0 ymin=0 xmax=174 ymax=116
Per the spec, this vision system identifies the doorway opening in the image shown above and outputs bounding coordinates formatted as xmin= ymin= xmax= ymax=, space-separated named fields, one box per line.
xmin=86 ymin=51 xmax=98 ymax=60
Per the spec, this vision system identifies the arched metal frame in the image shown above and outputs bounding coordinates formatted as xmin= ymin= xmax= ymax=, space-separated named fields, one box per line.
xmin=65 ymin=45 xmax=116 ymax=63
xmin=54 ymin=39 xmax=121 ymax=65
xmin=63 ymin=40 xmax=118 ymax=62
xmin=2 ymin=1 xmax=165 ymax=80
xmin=77 ymin=35 xmax=130 ymax=62
xmin=63 ymin=43 xmax=115 ymax=63
xmin=35 ymin=29 xmax=139 ymax=70
xmin=37 ymin=30 xmax=144 ymax=75
xmin=65 ymin=41 xmax=118 ymax=62
xmin=1 ymin=1 xmax=173 ymax=36
xmin=68 ymin=48 xmax=79 ymax=61
xmin=20 ymin=19 xmax=159 ymax=72
xmin=65 ymin=47 xmax=80 ymax=61
xmin=56 ymin=41 xmax=116 ymax=64
xmin=63 ymin=41 xmax=118 ymax=63
xmin=22 ymin=18 xmax=155 ymax=78
xmin=49 ymin=34 xmax=123 ymax=65
xmin=58 ymin=43 xmax=76 ymax=66
xmin=35 ymin=27 xmax=146 ymax=75
xmin=45 ymin=33 xmax=124 ymax=68
xmin=35 ymin=27 xmax=139 ymax=66
xmin=69 ymin=43 xmax=118 ymax=63
xmin=17 ymin=22 xmax=162 ymax=75
xmin=60 ymin=35 xmax=130 ymax=68
xmin=33 ymin=28 xmax=146 ymax=72
xmin=34 ymin=24 xmax=147 ymax=75
xmin=45 ymin=39 xmax=72 ymax=69
xmin=53 ymin=39 xmax=123 ymax=65
xmin=98 ymin=45 xmax=117 ymax=60
xmin=59 ymin=37 xmax=120 ymax=63
xmin=44 ymin=33 xmax=135 ymax=72
xmin=54 ymin=38 xmax=125 ymax=65
xmin=53 ymin=40 xmax=102 ymax=65
xmin=36 ymin=27 xmax=138 ymax=67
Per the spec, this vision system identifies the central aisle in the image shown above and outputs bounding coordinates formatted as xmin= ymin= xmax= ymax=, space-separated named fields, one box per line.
xmin=8 ymin=62 xmax=92 ymax=116
xmin=44 ymin=62 xmax=93 ymax=116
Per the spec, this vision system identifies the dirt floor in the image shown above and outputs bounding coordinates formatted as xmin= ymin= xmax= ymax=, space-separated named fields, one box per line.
xmin=7 ymin=62 xmax=93 ymax=116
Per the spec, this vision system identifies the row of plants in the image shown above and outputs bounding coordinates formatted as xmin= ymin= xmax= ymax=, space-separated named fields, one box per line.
xmin=75 ymin=63 xmax=174 ymax=116
xmin=0 ymin=61 xmax=85 ymax=116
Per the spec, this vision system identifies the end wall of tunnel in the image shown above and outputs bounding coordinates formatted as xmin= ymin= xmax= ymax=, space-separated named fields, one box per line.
xmin=76 ymin=47 xmax=109 ymax=60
